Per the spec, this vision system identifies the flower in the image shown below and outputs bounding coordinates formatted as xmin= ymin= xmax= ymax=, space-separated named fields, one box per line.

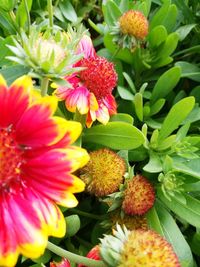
xmin=55 ymin=35 xmax=118 ymax=127
xmin=119 ymin=10 xmax=148 ymax=40
xmin=79 ymin=148 xmax=126 ymax=197
xmin=0 ymin=75 xmax=89 ymax=266
xmin=122 ymin=175 xmax=155 ymax=215
xmin=110 ymin=10 xmax=148 ymax=50
xmin=7 ymin=26 xmax=83 ymax=79
xmin=50 ymin=258 xmax=71 ymax=267
xmin=100 ymin=225 xmax=181 ymax=267
xmin=110 ymin=210 xmax=148 ymax=231
xmin=78 ymin=246 xmax=101 ymax=267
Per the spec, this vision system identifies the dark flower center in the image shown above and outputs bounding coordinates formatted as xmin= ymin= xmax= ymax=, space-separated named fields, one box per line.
xmin=0 ymin=127 xmax=24 ymax=190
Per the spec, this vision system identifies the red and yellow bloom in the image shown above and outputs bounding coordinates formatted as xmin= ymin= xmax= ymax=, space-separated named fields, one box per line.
xmin=55 ymin=35 xmax=118 ymax=127
xmin=0 ymin=75 xmax=89 ymax=266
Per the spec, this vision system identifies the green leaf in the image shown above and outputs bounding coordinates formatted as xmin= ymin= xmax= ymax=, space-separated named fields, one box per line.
xmin=175 ymin=61 xmax=200 ymax=82
xmin=148 ymin=25 xmax=167 ymax=48
xmin=155 ymin=202 xmax=193 ymax=267
xmin=16 ymin=0 xmax=33 ymax=28
xmin=151 ymin=66 xmax=181 ymax=103
xmin=162 ymin=4 xmax=177 ymax=33
xmin=149 ymin=98 xmax=165 ymax=116
xmin=0 ymin=65 xmax=29 ymax=85
xmin=158 ymin=97 xmax=195 ymax=142
xmin=83 ymin=122 xmax=145 ymax=150
xmin=134 ymin=93 xmax=143 ymax=121
xmin=143 ymin=152 xmax=163 ymax=173
xmin=146 ymin=206 xmax=165 ymax=236
xmin=59 ymin=0 xmax=78 ymax=22
xmin=150 ymin=0 xmax=170 ymax=30
xmin=176 ymin=24 xmax=196 ymax=41
xmin=104 ymin=33 xmax=135 ymax=64
xmin=117 ymin=86 xmax=134 ymax=101
xmin=158 ymin=189 xmax=200 ymax=228
xmin=173 ymin=159 xmax=200 ymax=180
xmin=102 ymin=0 xmax=122 ymax=26
xmin=155 ymin=32 xmax=179 ymax=59
xmin=109 ymin=113 xmax=134 ymax=124
xmin=65 ymin=215 xmax=81 ymax=237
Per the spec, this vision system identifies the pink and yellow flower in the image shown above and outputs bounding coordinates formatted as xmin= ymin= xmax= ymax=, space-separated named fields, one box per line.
xmin=55 ymin=35 xmax=118 ymax=127
xmin=0 ymin=75 xmax=89 ymax=266
xmin=50 ymin=258 xmax=71 ymax=267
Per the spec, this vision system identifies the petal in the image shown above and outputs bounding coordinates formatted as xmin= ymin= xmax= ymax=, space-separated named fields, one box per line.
xmin=89 ymin=92 xmax=98 ymax=111
xmin=102 ymin=94 xmax=117 ymax=115
xmin=15 ymin=97 xmax=59 ymax=147
xmin=77 ymin=35 xmax=96 ymax=58
xmin=0 ymin=199 xmax=19 ymax=267
xmin=0 ymin=75 xmax=31 ymax=127
xmin=96 ymin=103 xmax=110 ymax=125
xmin=23 ymin=148 xmax=89 ymax=206
xmin=65 ymin=86 xmax=90 ymax=114
xmin=86 ymin=110 xmax=96 ymax=128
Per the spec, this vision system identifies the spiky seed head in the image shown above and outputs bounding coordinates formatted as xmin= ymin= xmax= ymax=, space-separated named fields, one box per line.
xmin=122 ymin=175 xmax=155 ymax=215
xmin=80 ymin=148 xmax=126 ymax=197
xmin=119 ymin=10 xmax=148 ymax=39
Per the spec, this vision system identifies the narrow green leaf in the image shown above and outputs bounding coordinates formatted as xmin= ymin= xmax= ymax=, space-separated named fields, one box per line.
xmin=151 ymin=66 xmax=181 ymax=103
xmin=173 ymin=158 xmax=200 ymax=180
xmin=158 ymin=97 xmax=195 ymax=142
xmin=117 ymin=86 xmax=134 ymax=101
xmin=59 ymin=0 xmax=78 ymax=22
xmin=175 ymin=61 xmax=200 ymax=82
xmin=162 ymin=4 xmax=177 ymax=33
xmin=134 ymin=93 xmax=143 ymax=121
xmin=155 ymin=202 xmax=193 ymax=267
xmin=109 ymin=113 xmax=134 ymax=124
xmin=149 ymin=98 xmax=165 ymax=116
xmin=148 ymin=25 xmax=167 ymax=48
xmin=158 ymin=189 xmax=200 ymax=228
xmin=150 ymin=0 xmax=170 ymax=30
xmin=176 ymin=24 xmax=196 ymax=41
xmin=146 ymin=206 xmax=165 ymax=236
xmin=16 ymin=0 xmax=33 ymax=27
xmin=83 ymin=122 xmax=145 ymax=150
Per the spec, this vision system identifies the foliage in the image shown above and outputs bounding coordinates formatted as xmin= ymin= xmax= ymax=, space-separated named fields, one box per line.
xmin=0 ymin=0 xmax=200 ymax=266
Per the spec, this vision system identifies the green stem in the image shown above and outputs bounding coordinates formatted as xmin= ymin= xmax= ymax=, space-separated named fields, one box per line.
xmin=41 ymin=77 xmax=49 ymax=96
xmin=24 ymin=0 xmax=31 ymax=35
xmin=70 ymin=208 xmax=108 ymax=220
xmin=47 ymin=242 xmax=106 ymax=267
xmin=47 ymin=0 xmax=54 ymax=32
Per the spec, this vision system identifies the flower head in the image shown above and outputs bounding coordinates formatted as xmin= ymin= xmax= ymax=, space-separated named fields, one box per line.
xmin=78 ymin=246 xmax=101 ymax=267
xmin=100 ymin=225 xmax=181 ymax=267
xmin=50 ymin=258 xmax=71 ymax=267
xmin=0 ymin=75 xmax=89 ymax=266
xmin=79 ymin=148 xmax=126 ymax=197
xmin=122 ymin=175 xmax=155 ymax=215
xmin=119 ymin=10 xmax=148 ymax=39
xmin=55 ymin=35 xmax=118 ymax=127
xmin=110 ymin=10 xmax=148 ymax=51
xmin=7 ymin=26 xmax=83 ymax=78
xmin=110 ymin=210 xmax=148 ymax=231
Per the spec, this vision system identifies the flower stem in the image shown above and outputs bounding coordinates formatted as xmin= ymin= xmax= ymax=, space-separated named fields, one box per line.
xmin=41 ymin=77 xmax=49 ymax=96
xmin=24 ymin=0 xmax=31 ymax=35
xmin=47 ymin=0 xmax=54 ymax=33
xmin=70 ymin=208 xmax=108 ymax=220
xmin=47 ymin=242 xmax=106 ymax=267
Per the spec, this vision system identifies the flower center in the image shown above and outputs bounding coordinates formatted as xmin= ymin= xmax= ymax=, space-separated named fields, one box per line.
xmin=79 ymin=56 xmax=117 ymax=99
xmin=0 ymin=127 xmax=24 ymax=190
xmin=119 ymin=10 xmax=148 ymax=39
